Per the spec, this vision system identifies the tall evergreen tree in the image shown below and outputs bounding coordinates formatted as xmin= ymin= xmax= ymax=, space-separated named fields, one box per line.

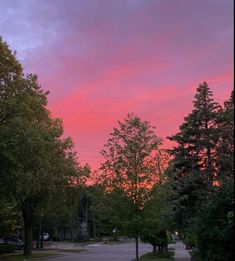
xmin=169 ymin=82 xmax=221 ymax=186
xmin=168 ymin=82 xmax=221 ymax=231
xmin=216 ymin=91 xmax=234 ymax=183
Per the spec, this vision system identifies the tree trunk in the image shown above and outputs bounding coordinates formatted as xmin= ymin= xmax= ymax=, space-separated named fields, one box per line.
xmin=36 ymin=224 xmax=41 ymax=249
xmin=158 ymin=245 xmax=160 ymax=254
xmin=23 ymin=209 xmax=33 ymax=255
xmin=158 ymin=245 xmax=163 ymax=255
xmin=92 ymin=220 xmax=96 ymax=239
xmin=153 ymin=245 xmax=157 ymax=254
xmin=40 ymin=228 xmax=43 ymax=249
xmin=135 ymin=234 xmax=139 ymax=260
xmin=163 ymin=243 xmax=168 ymax=254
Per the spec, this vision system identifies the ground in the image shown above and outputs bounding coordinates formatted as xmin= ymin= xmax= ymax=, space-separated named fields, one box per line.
xmin=174 ymin=241 xmax=191 ymax=261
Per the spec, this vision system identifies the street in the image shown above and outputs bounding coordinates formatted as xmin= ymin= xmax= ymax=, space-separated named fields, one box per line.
xmin=45 ymin=241 xmax=152 ymax=261
xmin=41 ymin=240 xmax=191 ymax=261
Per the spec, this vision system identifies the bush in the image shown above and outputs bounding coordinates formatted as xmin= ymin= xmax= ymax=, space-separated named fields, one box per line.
xmin=184 ymin=230 xmax=197 ymax=248
xmin=0 ymin=244 xmax=16 ymax=254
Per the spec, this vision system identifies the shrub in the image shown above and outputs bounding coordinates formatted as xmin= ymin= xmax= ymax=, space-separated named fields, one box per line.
xmin=184 ymin=229 xmax=197 ymax=248
xmin=0 ymin=244 xmax=16 ymax=254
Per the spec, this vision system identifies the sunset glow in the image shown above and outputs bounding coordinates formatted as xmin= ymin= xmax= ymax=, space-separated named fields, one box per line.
xmin=0 ymin=0 xmax=233 ymax=169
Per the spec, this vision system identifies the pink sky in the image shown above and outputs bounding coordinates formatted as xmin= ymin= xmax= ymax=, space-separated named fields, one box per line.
xmin=0 ymin=0 xmax=233 ymax=169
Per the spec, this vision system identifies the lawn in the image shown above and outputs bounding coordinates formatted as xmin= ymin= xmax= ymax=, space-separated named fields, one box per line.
xmin=0 ymin=252 xmax=59 ymax=261
xmin=133 ymin=251 xmax=174 ymax=261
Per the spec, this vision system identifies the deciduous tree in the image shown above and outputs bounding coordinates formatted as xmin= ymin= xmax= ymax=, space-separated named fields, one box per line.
xmin=0 ymin=37 xmax=79 ymax=255
xmin=99 ymin=113 xmax=162 ymax=260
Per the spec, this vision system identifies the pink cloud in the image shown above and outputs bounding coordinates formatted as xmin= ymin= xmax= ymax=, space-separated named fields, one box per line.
xmin=1 ymin=0 xmax=233 ymax=169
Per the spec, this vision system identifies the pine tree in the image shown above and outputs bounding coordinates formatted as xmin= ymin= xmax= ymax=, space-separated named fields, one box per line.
xmin=168 ymin=82 xmax=221 ymax=231
xmin=169 ymin=82 xmax=221 ymax=187
xmin=216 ymin=91 xmax=234 ymax=183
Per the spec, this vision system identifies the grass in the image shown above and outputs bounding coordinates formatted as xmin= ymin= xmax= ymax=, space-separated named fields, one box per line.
xmin=1 ymin=252 xmax=59 ymax=261
xmin=132 ymin=251 xmax=174 ymax=261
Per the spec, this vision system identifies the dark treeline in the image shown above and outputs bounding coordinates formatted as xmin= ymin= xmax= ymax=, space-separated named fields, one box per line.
xmin=0 ymin=37 xmax=234 ymax=261
xmin=168 ymin=83 xmax=234 ymax=261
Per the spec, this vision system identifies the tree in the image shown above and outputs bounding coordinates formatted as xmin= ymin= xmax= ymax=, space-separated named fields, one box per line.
xmin=193 ymin=92 xmax=234 ymax=260
xmin=0 ymin=37 xmax=22 ymax=125
xmin=81 ymin=184 xmax=116 ymax=239
xmin=140 ymin=181 xmax=175 ymax=255
xmin=168 ymin=82 xmax=221 ymax=187
xmin=0 ymin=37 xmax=79 ymax=255
xmin=195 ymin=182 xmax=234 ymax=261
xmin=33 ymin=162 xmax=90 ymax=246
xmin=167 ymin=83 xmax=234 ymax=259
xmin=99 ymin=113 xmax=162 ymax=260
xmin=216 ymin=91 xmax=234 ymax=183
xmin=167 ymin=82 xmax=221 ymax=231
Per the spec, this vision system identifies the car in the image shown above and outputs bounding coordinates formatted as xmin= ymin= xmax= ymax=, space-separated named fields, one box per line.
xmin=0 ymin=237 xmax=24 ymax=250
xmin=42 ymin=233 xmax=50 ymax=241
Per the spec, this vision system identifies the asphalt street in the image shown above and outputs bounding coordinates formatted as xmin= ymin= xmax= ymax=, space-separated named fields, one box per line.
xmin=42 ymin=240 xmax=191 ymax=261
xmin=45 ymin=241 xmax=152 ymax=261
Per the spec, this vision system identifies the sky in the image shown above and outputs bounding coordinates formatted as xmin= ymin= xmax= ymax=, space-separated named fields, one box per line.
xmin=0 ymin=0 xmax=233 ymax=169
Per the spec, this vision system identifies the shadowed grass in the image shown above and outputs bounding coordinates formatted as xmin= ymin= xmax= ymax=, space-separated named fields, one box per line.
xmin=1 ymin=252 xmax=59 ymax=261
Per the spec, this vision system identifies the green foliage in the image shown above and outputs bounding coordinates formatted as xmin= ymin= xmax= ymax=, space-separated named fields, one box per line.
xmin=216 ymin=91 xmax=234 ymax=183
xmin=140 ymin=182 xmax=175 ymax=253
xmin=168 ymin=82 xmax=221 ymax=187
xmin=86 ymin=185 xmax=119 ymax=237
xmin=167 ymin=83 xmax=230 ymax=228
xmin=99 ymin=113 xmax=163 ymax=259
xmin=0 ymin=37 xmax=80 ymax=255
xmin=99 ymin=113 xmax=163 ymax=223
xmin=0 ymin=199 xmax=21 ymax=237
xmin=168 ymin=83 xmax=234 ymax=260
xmin=195 ymin=183 xmax=234 ymax=261
xmin=42 ymin=163 xmax=91 ymax=241
xmin=0 ymin=244 xmax=16 ymax=254
xmin=184 ymin=229 xmax=197 ymax=248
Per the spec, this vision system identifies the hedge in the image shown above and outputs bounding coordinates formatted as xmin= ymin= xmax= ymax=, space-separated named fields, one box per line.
xmin=0 ymin=244 xmax=16 ymax=254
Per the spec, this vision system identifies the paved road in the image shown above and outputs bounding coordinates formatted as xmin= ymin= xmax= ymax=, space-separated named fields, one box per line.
xmin=174 ymin=241 xmax=191 ymax=261
xmin=44 ymin=241 xmax=152 ymax=261
xmin=37 ymin=240 xmax=191 ymax=261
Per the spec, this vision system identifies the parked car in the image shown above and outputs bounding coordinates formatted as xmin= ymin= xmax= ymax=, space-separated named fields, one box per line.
xmin=42 ymin=233 xmax=50 ymax=241
xmin=0 ymin=237 xmax=24 ymax=250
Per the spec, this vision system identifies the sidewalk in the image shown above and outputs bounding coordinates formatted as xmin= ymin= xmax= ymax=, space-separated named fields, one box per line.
xmin=174 ymin=241 xmax=191 ymax=260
